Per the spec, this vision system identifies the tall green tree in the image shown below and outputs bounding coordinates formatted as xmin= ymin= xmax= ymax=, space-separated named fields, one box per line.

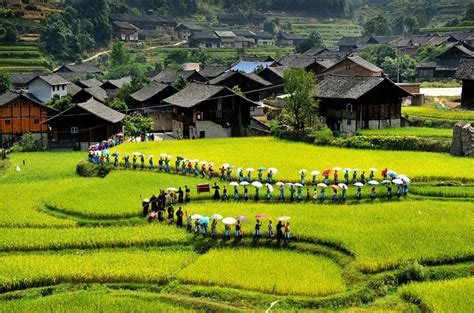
xmin=123 ymin=114 xmax=153 ymax=138
xmin=283 ymin=68 xmax=319 ymax=131
xmin=364 ymin=15 xmax=391 ymax=36
xmin=296 ymin=31 xmax=324 ymax=54
xmin=381 ymin=54 xmax=416 ymax=83
xmin=0 ymin=72 xmax=13 ymax=95
xmin=110 ymin=41 xmax=130 ymax=67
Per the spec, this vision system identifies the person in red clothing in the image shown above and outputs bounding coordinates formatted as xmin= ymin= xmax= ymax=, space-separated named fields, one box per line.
xmin=284 ymin=222 xmax=290 ymax=242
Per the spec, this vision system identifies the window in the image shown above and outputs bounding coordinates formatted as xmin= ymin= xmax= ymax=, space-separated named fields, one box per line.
xmin=62 ymin=85 xmax=65 ymax=90
xmin=71 ymin=127 xmax=79 ymax=134
xmin=345 ymin=64 xmax=351 ymax=70
xmin=5 ymin=120 xmax=11 ymax=125
xmin=34 ymin=119 xmax=40 ymax=124
xmin=216 ymin=111 xmax=222 ymax=118
xmin=199 ymin=131 xmax=205 ymax=138
xmin=347 ymin=119 xmax=352 ymax=126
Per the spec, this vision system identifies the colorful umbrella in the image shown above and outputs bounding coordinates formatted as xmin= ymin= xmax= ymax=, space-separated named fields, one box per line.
xmin=333 ymin=167 xmax=342 ymax=171
xmin=240 ymin=181 xmax=249 ymax=186
xmin=230 ymin=182 xmax=239 ymax=186
xmin=317 ymin=183 xmax=328 ymax=187
xmin=211 ymin=214 xmax=223 ymax=220
xmin=311 ymin=170 xmax=320 ymax=176
xmin=199 ymin=217 xmax=210 ymax=223
xmin=257 ymin=167 xmax=267 ymax=171
xmin=167 ymin=187 xmax=178 ymax=191
xmin=278 ymin=216 xmax=291 ymax=221
xmin=245 ymin=168 xmax=255 ymax=172
xmin=251 ymin=181 xmax=263 ymax=188
xmin=338 ymin=183 xmax=348 ymax=190
xmin=222 ymin=217 xmax=236 ymax=224
xmin=236 ymin=215 xmax=249 ymax=222
xmin=392 ymin=179 xmax=403 ymax=185
xmin=354 ymin=182 xmax=364 ymax=187
xmin=112 ymin=152 xmax=120 ymax=157
xmin=268 ymin=168 xmax=278 ymax=174
xmin=330 ymin=184 xmax=340 ymax=190
xmin=256 ymin=214 xmax=268 ymax=219
xmin=191 ymin=214 xmax=202 ymax=220
xmin=177 ymin=156 xmax=184 ymax=160
xmin=322 ymin=169 xmax=332 ymax=175
xmin=294 ymin=183 xmax=303 ymax=187
xmin=368 ymin=180 xmax=379 ymax=185
xmin=275 ymin=182 xmax=285 ymax=187
xmin=102 ymin=150 xmax=110 ymax=155
xmin=387 ymin=170 xmax=397 ymax=176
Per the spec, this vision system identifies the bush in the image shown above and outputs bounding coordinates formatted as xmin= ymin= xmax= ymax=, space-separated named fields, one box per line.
xmin=397 ymin=262 xmax=426 ymax=284
xmin=12 ymin=133 xmax=46 ymax=152
xmin=76 ymin=161 xmax=111 ymax=178
xmin=330 ymin=135 xmax=451 ymax=152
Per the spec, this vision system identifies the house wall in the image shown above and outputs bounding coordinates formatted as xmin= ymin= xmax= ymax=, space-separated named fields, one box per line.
xmin=323 ymin=59 xmax=382 ymax=78
xmin=149 ymin=111 xmax=173 ymax=131
xmin=257 ymin=39 xmax=274 ymax=46
xmin=195 ymin=120 xmax=231 ymax=138
xmin=461 ymin=79 xmax=474 ymax=110
xmin=28 ymin=79 xmax=52 ymax=103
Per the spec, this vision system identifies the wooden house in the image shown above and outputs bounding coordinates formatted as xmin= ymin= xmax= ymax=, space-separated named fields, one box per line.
xmin=208 ymin=71 xmax=273 ymax=101
xmin=26 ymin=74 xmax=69 ymax=104
xmin=130 ymin=82 xmax=179 ymax=131
xmin=257 ymin=66 xmax=287 ymax=95
xmin=176 ymin=24 xmax=205 ymax=41
xmin=44 ymin=98 xmax=124 ymax=150
xmin=277 ymin=33 xmax=305 ymax=47
xmin=163 ymin=83 xmax=257 ymax=139
xmin=416 ymin=43 xmax=474 ymax=81
xmin=198 ymin=65 xmax=228 ymax=80
xmin=317 ymin=75 xmax=412 ymax=133
xmin=0 ymin=91 xmax=54 ymax=147
xmin=152 ymin=70 xmax=207 ymax=84
xmin=54 ymin=63 xmax=103 ymax=81
xmin=71 ymin=86 xmax=108 ymax=104
xmin=338 ymin=36 xmax=398 ymax=52
xmin=279 ymin=54 xmax=335 ymax=76
xmin=112 ymin=21 xmax=139 ymax=41
xmin=255 ymin=31 xmax=274 ymax=46
xmin=189 ymin=30 xmax=221 ymax=48
xmin=320 ymin=55 xmax=383 ymax=80
xmin=455 ymin=59 xmax=474 ymax=110
xmin=109 ymin=14 xmax=176 ymax=33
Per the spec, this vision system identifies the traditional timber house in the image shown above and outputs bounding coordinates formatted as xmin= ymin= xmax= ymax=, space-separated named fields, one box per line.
xmin=152 ymin=70 xmax=208 ymax=85
xmin=255 ymin=31 xmax=275 ymax=46
xmin=54 ymin=63 xmax=103 ymax=81
xmin=397 ymin=34 xmax=459 ymax=57
xmin=176 ymin=24 xmax=205 ymax=41
xmin=277 ymin=33 xmax=305 ymax=47
xmin=320 ymin=55 xmax=384 ymax=80
xmin=198 ymin=65 xmax=228 ymax=80
xmin=109 ymin=14 xmax=176 ymax=33
xmin=112 ymin=21 xmax=139 ymax=41
xmin=26 ymin=74 xmax=69 ymax=104
xmin=130 ymin=82 xmax=179 ymax=131
xmin=317 ymin=75 xmax=412 ymax=133
xmin=44 ymin=98 xmax=124 ymax=150
xmin=189 ymin=30 xmax=221 ymax=48
xmin=0 ymin=91 xmax=55 ymax=147
xmin=416 ymin=43 xmax=474 ymax=81
xmin=76 ymin=78 xmax=103 ymax=89
xmin=163 ymin=83 xmax=257 ymax=138
xmin=279 ymin=54 xmax=335 ymax=76
xmin=71 ymin=86 xmax=108 ymax=104
xmin=338 ymin=36 xmax=399 ymax=52
xmin=208 ymin=71 xmax=273 ymax=101
xmin=257 ymin=66 xmax=287 ymax=95
xmin=455 ymin=59 xmax=474 ymax=110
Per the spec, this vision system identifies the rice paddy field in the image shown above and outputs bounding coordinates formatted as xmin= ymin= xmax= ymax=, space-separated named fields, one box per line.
xmin=0 ymin=137 xmax=472 ymax=312
xmin=357 ymin=127 xmax=453 ymax=139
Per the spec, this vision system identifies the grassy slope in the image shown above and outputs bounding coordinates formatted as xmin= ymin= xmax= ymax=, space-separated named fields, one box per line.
xmin=357 ymin=127 xmax=453 ymax=139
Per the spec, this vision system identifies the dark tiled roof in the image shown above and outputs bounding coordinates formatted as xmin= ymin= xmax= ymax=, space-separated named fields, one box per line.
xmin=131 ymin=81 xmax=177 ymax=102
xmin=279 ymin=55 xmax=323 ymax=69
xmin=78 ymin=78 xmax=102 ymax=88
xmin=67 ymin=83 xmax=82 ymax=97
xmin=455 ymin=59 xmax=474 ymax=80
xmin=78 ymin=98 xmax=125 ymax=123
xmin=101 ymin=77 xmax=132 ymax=89
xmin=372 ymin=36 xmax=399 ymax=44
xmin=318 ymin=75 xmax=386 ymax=99
xmin=110 ymin=14 xmax=175 ymax=24
xmin=255 ymin=31 xmax=273 ymax=39
xmin=208 ymin=71 xmax=272 ymax=86
xmin=113 ymin=21 xmax=139 ymax=30
xmin=199 ymin=65 xmax=229 ymax=79
xmin=261 ymin=66 xmax=288 ymax=78
xmin=84 ymin=86 xmax=108 ymax=102
xmin=232 ymin=29 xmax=256 ymax=38
xmin=0 ymin=91 xmax=50 ymax=109
xmin=28 ymin=74 xmax=69 ymax=86
xmin=58 ymin=63 xmax=102 ymax=73
xmin=279 ymin=32 xmax=305 ymax=40
xmin=191 ymin=30 xmax=219 ymax=40
xmin=153 ymin=70 xmax=204 ymax=84
xmin=326 ymin=55 xmax=383 ymax=73
xmin=337 ymin=36 xmax=371 ymax=47
xmin=177 ymin=23 xmax=205 ymax=31
xmin=163 ymin=83 xmax=225 ymax=108
xmin=10 ymin=73 xmax=42 ymax=86
xmin=239 ymin=56 xmax=276 ymax=63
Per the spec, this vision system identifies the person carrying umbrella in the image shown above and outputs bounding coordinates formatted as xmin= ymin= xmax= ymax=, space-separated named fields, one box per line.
xmin=150 ymin=194 xmax=158 ymax=212
xmin=142 ymin=199 xmax=150 ymax=217
xmin=397 ymin=184 xmax=402 ymax=199
xmin=305 ymin=188 xmax=311 ymax=202
xmin=311 ymin=174 xmax=317 ymax=186
xmin=332 ymin=188 xmax=339 ymax=203
xmin=319 ymin=187 xmax=325 ymax=202
xmin=402 ymin=181 xmax=408 ymax=196
xmin=100 ymin=154 xmax=105 ymax=166
xmin=356 ymin=186 xmax=362 ymax=200
xmin=165 ymin=157 xmax=170 ymax=172
xmin=290 ymin=185 xmax=296 ymax=202
xmin=361 ymin=171 xmax=366 ymax=184
xmin=267 ymin=170 xmax=273 ymax=184
xmin=226 ymin=167 xmax=232 ymax=181
xmin=159 ymin=157 xmax=164 ymax=171
xmin=353 ymin=170 xmax=358 ymax=184
xmin=371 ymin=185 xmax=377 ymax=200
xmin=334 ymin=171 xmax=339 ymax=184
xmin=186 ymin=215 xmax=192 ymax=233
xmin=266 ymin=185 xmax=271 ymax=202
xmin=344 ymin=170 xmax=349 ymax=185
xmin=235 ymin=220 xmax=242 ymax=239
xmin=258 ymin=169 xmax=263 ymax=183
xmin=247 ymin=170 xmax=252 ymax=183
xmin=278 ymin=185 xmax=285 ymax=202
xmin=297 ymin=186 xmax=303 ymax=202
xmin=194 ymin=220 xmax=201 ymax=238
xmin=132 ymin=155 xmax=137 ymax=170
xmin=176 ymin=207 xmax=183 ymax=227
xmin=185 ymin=185 xmax=191 ymax=203
xmin=387 ymin=183 xmax=392 ymax=199
xmin=254 ymin=219 xmax=262 ymax=239
xmin=212 ymin=183 xmax=220 ymax=201
xmin=220 ymin=166 xmax=226 ymax=181
xmin=181 ymin=161 xmax=186 ymax=173
xmin=224 ymin=223 xmax=231 ymax=239
xmin=149 ymin=156 xmax=155 ymax=170
xmin=341 ymin=187 xmax=347 ymax=202
xmin=233 ymin=185 xmax=239 ymax=201
xmin=222 ymin=185 xmax=229 ymax=201
xmin=324 ymin=172 xmax=330 ymax=185
xmin=276 ymin=221 xmax=284 ymax=241
xmin=106 ymin=154 xmax=110 ymax=166
xmin=211 ymin=219 xmax=218 ymax=238
xmin=267 ymin=220 xmax=274 ymax=238
xmin=300 ymin=171 xmax=306 ymax=185
xmin=254 ymin=185 xmax=260 ymax=201
xmin=194 ymin=162 xmax=199 ymax=176
xmin=140 ymin=155 xmax=145 ymax=169
xmin=208 ymin=164 xmax=214 ymax=179
xmin=187 ymin=161 xmax=192 ymax=174
xmin=200 ymin=163 xmax=206 ymax=178
xmin=244 ymin=186 xmax=249 ymax=201
xmin=369 ymin=170 xmax=375 ymax=181
xmin=313 ymin=188 xmax=318 ymax=202
xmin=175 ymin=158 xmax=181 ymax=173
xmin=284 ymin=222 xmax=291 ymax=242
xmin=167 ymin=204 xmax=174 ymax=225
xmin=239 ymin=169 xmax=244 ymax=183
xmin=202 ymin=220 xmax=208 ymax=237
xmin=114 ymin=155 xmax=119 ymax=169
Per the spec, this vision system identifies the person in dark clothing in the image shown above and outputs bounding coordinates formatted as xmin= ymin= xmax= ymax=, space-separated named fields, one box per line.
xmin=176 ymin=207 xmax=183 ymax=227
xmin=276 ymin=221 xmax=284 ymax=241
xmin=150 ymin=194 xmax=158 ymax=212
xmin=177 ymin=187 xmax=184 ymax=204
xmin=142 ymin=200 xmax=150 ymax=217
xmin=212 ymin=183 xmax=220 ymax=201
xmin=167 ymin=205 xmax=174 ymax=224
xmin=185 ymin=185 xmax=191 ymax=203
xmin=158 ymin=206 xmax=165 ymax=222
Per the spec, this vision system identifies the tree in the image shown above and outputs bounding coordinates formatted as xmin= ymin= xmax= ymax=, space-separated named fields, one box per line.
xmin=231 ymin=85 xmax=244 ymax=96
xmin=364 ymin=15 xmax=391 ymax=36
xmin=172 ymin=76 xmax=189 ymax=90
xmin=123 ymin=114 xmax=153 ymax=138
xmin=0 ymin=23 xmax=17 ymax=43
xmin=0 ymin=72 xmax=13 ymax=95
xmin=110 ymin=41 xmax=130 ymax=67
xmin=359 ymin=44 xmax=396 ymax=66
xmin=464 ymin=4 xmax=474 ymax=21
xmin=117 ymin=77 xmax=146 ymax=106
xmin=283 ymin=68 xmax=319 ymax=131
xmin=296 ymin=31 xmax=324 ymax=54
xmin=416 ymin=45 xmax=449 ymax=62
xmin=381 ymin=54 xmax=416 ymax=83
xmin=108 ymin=98 xmax=128 ymax=111
xmin=263 ymin=20 xmax=276 ymax=35
xmin=164 ymin=50 xmax=189 ymax=67
xmin=47 ymin=95 xmax=74 ymax=112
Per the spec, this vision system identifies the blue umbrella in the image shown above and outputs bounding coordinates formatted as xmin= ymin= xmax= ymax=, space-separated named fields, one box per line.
xmin=177 ymin=156 xmax=184 ymax=160
xmin=112 ymin=152 xmax=120 ymax=157
xmin=257 ymin=167 xmax=267 ymax=171
xmin=199 ymin=217 xmax=210 ymax=224
xmin=101 ymin=150 xmax=110 ymax=155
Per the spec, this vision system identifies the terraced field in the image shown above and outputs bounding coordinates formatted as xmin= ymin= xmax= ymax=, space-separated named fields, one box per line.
xmin=0 ymin=137 xmax=472 ymax=311
xmin=0 ymin=44 xmax=50 ymax=73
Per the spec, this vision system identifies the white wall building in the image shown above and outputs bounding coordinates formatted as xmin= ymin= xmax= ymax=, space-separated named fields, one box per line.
xmin=27 ymin=74 xmax=69 ymax=103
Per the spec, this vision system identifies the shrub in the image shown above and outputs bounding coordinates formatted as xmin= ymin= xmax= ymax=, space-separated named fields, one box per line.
xmin=76 ymin=160 xmax=111 ymax=178
xmin=12 ymin=133 xmax=46 ymax=152
xmin=330 ymin=135 xmax=451 ymax=152
xmin=397 ymin=262 xmax=426 ymax=284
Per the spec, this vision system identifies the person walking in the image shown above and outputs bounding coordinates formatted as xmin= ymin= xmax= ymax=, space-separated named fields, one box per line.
xmin=114 ymin=155 xmax=119 ymax=169
xmin=132 ymin=155 xmax=137 ymax=170
xmin=332 ymin=189 xmax=338 ymax=203
xmin=278 ymin=185 xmax=285 ymax=202
xmin=211 ymin=219 xmax=217 ymax=238
xmin=140 ymin=155 xmax=145 ymax=170
xmin=290 ymin=185 xmax=296 ymax=202
xmin=208 ymin=165 xmax=214 ymax=179
xmin=371 ymin=185 xmax=377 ymax=200
xmin=387 ymin=183 xmax=392 ymax=199
xmin=353 ymin=171 xmax=358 ymax=184
xmin=254 ymin=186 xmax=260 ymax=201
xmin=254 ymin=219 xmax=262 ymax=239
xmin=235 ymin=220 xmax=242 ymax=239
xmin=244 ymin=186 xmax=249 ymax=201
xmin=311 ymin=173 xmax=317 ymax=186
xmin=177 ymin=187 xmax=184 ymax=204
xmin=344 ymin=170 xmax=349 ymax=185
xmin=267 ymin=170 xmax=273 ymax=184
xmin=258 ymin=169 xmax=263 ymax=183
xmin=300 ymin=171 xmax=305 ymax=185
xmin=224 ymin=223 xmax=231 ymax=239
xmin=226 ymin=167 xmax=232 ymax=181
xmin=185 ymin=185 xmax=191 ymax=203
xmin=149 ymin=156 xmax=155 ymax=170
xmin=212 ymin=183 xmax=220 ymax=201
xmin=297 ymin=186 xmax=303 ymax=202
xmin=222 ymin=185 xmax=229 ymax=201
xmin=341 ymin=188 xmax=347 ymax=202
xmin=313 ymin=188 xmax=318 ymax=202
xmin=361 ymin=172 xmax=366 ymax=184
xmin=176 ymin=207 xmax=183 ymax=227
xmin=219 ymin=166 xmax=226 ymax=181
xmin=267 ymin=219 xmax=274 ymax=238
xmin=356 ymin=186 xmax=362 ymax=200
xmin=247 ymin=170 xmax=252 ymax=183
xmin=167 ymin=205 xmax=174 ymax=225
xmin=159 ymin=157 xmax=164 ymax=171
xmin=234 ymin=185 xmax=239 ymax=201
xmin=334 ymin=171 xmax=339 ymax=184
xmin=186 ymin=216 xmax=192 ymax=233
xmin=165 ymin=157 xmax=170 ymax=173
xmin=266 ymin=185 xmax=271 ymax=202
xmin=175 ymin=158 xmax=180 ymax=173
xmin=202 ymin=221 xmax=208 ymax=237
xmin=276 ymin=221 xmax=284 ymax=241
xmin=284 ymin=222 xmax=290 ymax=242
xmin=319 ymin=187 xmax=325 ymax=202
xmin=194 ymin=220 xmax=201 ymax=238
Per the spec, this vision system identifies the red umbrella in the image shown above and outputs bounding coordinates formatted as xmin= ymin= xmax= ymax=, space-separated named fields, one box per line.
xmin=323 ymin=169 xmax=332 ymax=176
xmin=382 ymin=168 xmax=388 ymax=176
xmin=330 ymin=184 xmax=340 ymax=190
xmin=256 ymin=214 xmax=268 ymax=219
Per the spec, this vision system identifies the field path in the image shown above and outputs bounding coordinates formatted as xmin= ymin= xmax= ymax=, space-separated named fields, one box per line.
xmin=80 ymin=40 xmax=187 ymax=63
